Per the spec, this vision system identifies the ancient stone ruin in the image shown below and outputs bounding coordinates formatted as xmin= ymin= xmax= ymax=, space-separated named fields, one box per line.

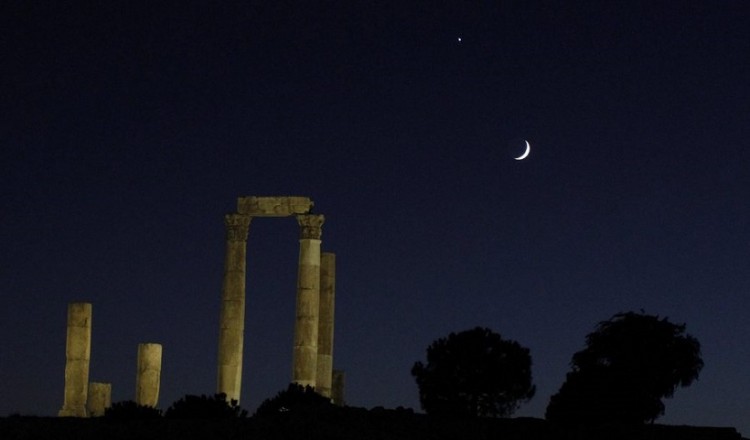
xmin=217 ymin=196 xmax=340 ymax=403
xmin=58 ymin=302 xmax=162 ymax=417
xmin=58 ymin=302 xmax=92 ymax=417
xmin=59 ymin=195 xmax=341 ymax=417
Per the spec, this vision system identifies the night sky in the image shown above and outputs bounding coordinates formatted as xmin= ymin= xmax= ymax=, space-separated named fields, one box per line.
xmin=2 ymin=1 xmax=750 ymax=434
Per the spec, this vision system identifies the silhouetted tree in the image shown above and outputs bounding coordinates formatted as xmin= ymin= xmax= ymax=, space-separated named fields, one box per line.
xmin=411 ymin=327 xmax=536 ymax=418
xmin=164 ymin=393 xmax=247 ymax=419
xmin=546 ymin=311 xmax=703 ymax=425
xmin=104 ymin=400 xmax=162 ymax=419
xmin=254 ymin=384 xmax=332 ymax=418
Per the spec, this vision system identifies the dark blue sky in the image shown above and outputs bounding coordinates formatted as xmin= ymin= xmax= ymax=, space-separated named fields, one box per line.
xmin=2 ymin=1 xmax=750 ymax=434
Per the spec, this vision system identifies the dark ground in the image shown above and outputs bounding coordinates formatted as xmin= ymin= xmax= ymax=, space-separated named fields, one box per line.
xmin=1 ymin=407 xmax=744 ymax=440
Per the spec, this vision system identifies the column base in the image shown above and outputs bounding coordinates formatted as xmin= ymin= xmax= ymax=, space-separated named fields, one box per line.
xmin=58 ymin=406 xmax=87 ymax=417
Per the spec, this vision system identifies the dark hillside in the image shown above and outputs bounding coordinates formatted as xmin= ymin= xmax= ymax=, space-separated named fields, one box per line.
xmin=0 ymin=409 xmax=743 ymax=440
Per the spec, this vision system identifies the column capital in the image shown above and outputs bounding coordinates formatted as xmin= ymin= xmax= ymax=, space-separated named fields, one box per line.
xmin=297 ymin=214 xmax=325 ymax=240
xmin=224 ymin=214 xmax=251 ymax=242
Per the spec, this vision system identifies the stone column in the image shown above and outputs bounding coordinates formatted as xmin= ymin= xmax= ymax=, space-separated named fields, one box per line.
xmin=217 ymin=214 xmax=251 ymax=403
xmin=316 ymin=252 xmax=336 ymax=397
xmin=332 ymin=369 xmax=346 ymax=406
xmin=292 ymin=214 xmax=325 ymax=387
xmin=59 ymin=302 xmax=92 ymax=417
xmin=86 ymin=382 xmax=111 ymax=417
xmin=135 ymin=343 xmax=162 ymax=407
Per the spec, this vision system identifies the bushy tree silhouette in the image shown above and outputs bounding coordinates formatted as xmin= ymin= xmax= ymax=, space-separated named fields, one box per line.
xmin=104 ymin=400 xmax=162 ymax=419
xmin=164 ymin=393 xmax=247 ymax=419
xmin=546 ymin=311 xmax=703 ymax=425
xmin=411 ymin=327 xmax=535 ymax=418
xmin=254 ymin=384 xmax=332 ymax=418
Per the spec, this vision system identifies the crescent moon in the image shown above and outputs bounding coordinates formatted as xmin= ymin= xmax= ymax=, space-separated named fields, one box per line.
xmin=514 ymin=140 xmax=531 ymax=160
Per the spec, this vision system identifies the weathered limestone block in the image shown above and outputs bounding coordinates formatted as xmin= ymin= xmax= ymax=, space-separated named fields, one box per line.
xmin=316 ymin=252 xmax=336 ymax=397
xmin=86 ymin=382 xmax=111 ymax=417
xmin=293 ymin=214 xmax=324 ymax=387
xmin=217 ymin=214 xmax=251 ymax=403
xmin=332 ymin=369 xmax=345 ymax=406
xmin=59 ymin=302 xmax=92 ymax=417
xmin=135 ymin=343 xmax=162 ymax=407
xmin=237 ymin=196 xmax=313 ymax=217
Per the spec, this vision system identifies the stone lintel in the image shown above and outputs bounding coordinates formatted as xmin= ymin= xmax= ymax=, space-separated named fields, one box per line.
xmin=237 ymin=196 xmax=313 ymax=217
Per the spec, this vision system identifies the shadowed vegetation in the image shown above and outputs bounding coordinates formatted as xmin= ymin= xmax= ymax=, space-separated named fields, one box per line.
xmin=164 ymin=393 xmax=247 ymax=419
xmin=412 ymin=327 xmax=536 ymax=418
xmin=254 ymin=383 xmax=332 ymax=418
xmin=104 ymin=400 xmax=162 ymax=419
xmin=546 ymin=311 xmax=703 ymax=425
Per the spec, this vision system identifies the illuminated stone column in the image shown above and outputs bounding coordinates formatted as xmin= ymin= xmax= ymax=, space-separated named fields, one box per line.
xmin=135 ymin=343 xmax=162 ymax=407
xmin=59 ymin=302 xmax=92 ymax=417
xmin=86 ymin=382 xmax=111 ymax=417
xmin=332 ymin=369 xmax=345 ymax=406
xmin=217 ymin=214 xmax=251 ymax=403
xmin=316 ymin=252 xmax=336 ymax=397
xmin=293 ymin=214 xmax=325 ymax=387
